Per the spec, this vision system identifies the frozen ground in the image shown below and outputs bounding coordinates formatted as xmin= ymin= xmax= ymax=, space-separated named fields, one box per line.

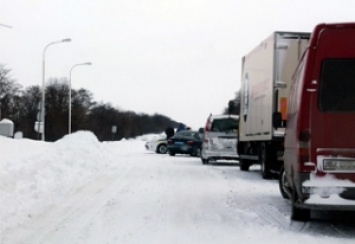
xmin=1 ymin=131 xmax=355 ymax=244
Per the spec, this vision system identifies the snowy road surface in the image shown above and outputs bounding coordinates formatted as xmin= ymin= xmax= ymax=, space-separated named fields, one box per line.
xmin=1 ymin=134 xmax=355 ymax=244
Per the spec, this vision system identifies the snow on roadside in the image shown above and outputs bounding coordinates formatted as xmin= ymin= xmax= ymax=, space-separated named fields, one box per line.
xmin=0 ymin=131 xmax=118 ymax=234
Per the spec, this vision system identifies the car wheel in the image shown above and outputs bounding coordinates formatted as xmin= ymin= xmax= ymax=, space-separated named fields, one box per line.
xmin=291 ymin=188 xmax=310 ymax=221
xmin=201 ymin=158 xmax=207 ymax=164
xmin=279 ymin=165 xmax=290 ymax=199
xmin=156 ymin=144 xmax=168 ymax=154
xmin=259 ymin=143 xmax=272 ymax=179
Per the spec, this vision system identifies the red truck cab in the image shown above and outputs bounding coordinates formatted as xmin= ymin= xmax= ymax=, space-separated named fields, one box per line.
xmin=281 ymin=23 xmax=355 ymax=220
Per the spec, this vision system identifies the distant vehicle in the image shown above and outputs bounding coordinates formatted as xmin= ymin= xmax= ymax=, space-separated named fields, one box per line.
xmin=281 ymin=23 xmax=355 ymax=221
xmin=167 ymin=130 xmax=202 ymax=157
xmin=201 ymin=114 xmax=239 ymax=164
xmin=237 ymin=31 xmax=310 ymax=179
xmin=145 ymin=135 xmax=168 ymax=154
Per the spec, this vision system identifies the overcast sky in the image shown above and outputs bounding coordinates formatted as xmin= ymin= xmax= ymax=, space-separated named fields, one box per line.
xmin=1 ymin=0 xmax=355 ymax=129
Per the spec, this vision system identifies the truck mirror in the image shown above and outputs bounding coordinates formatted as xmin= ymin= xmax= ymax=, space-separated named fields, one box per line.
xmin=276 ymin=81 xmax=287 ymax=89
xmin=273 ymin=112 xmax=282 ymax=128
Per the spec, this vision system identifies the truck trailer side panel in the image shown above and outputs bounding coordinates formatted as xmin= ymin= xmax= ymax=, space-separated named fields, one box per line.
xmin=241 ymin=33 xmax=274 ymax=141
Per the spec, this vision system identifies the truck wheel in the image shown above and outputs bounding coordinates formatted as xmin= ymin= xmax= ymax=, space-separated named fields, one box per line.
xmin=260 ymin=143 xmax=272 ymax=179
xmin=279 ymin=165 xmax=290 ymax=199
xmin=291 ymin=189 xmax=310 ymax=221
xmin=156 ymin=144 xmax=168 ymax=154
xmin=239 ymin=159 xmax=250 ymax=171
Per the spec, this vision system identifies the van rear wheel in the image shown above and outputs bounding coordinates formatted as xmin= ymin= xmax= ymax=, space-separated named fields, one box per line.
xmin=279 ymin=166 xmax=290 ymax=199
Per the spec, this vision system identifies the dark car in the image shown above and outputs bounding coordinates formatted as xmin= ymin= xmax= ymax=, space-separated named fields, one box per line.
xmin=167 ymin=130 xmax=202 ymax=157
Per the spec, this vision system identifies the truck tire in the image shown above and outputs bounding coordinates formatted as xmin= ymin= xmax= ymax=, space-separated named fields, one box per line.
xmin=291 ymin=189 xmax=310 ymax=221
xmin=259 ymin=142 xmax=272 ymax=179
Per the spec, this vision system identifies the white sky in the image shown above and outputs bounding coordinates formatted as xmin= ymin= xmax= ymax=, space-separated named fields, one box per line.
xmin=1 ymin=0 xmax=355 ymax=129
xmin=1 ymin=131 xmax=355 ymax=243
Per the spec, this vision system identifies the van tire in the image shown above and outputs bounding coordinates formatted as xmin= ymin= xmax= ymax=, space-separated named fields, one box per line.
xmin=259 ymin=143 xmax=272 ymax=179
xmin=279 ymin=166 xmax=290 ymax=199
xmin=291 ymin=189 xmax=310 ymax=221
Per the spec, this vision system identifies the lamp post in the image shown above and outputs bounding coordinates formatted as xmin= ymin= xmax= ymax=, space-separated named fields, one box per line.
xmin=39 ymin=38 xmax=71 ymax=141
xmin=68 ymin=62 xmax=92 ymax=134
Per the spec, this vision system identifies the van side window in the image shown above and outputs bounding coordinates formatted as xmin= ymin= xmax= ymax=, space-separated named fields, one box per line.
xmin=319 ymin=58 xmax=355 ymax=111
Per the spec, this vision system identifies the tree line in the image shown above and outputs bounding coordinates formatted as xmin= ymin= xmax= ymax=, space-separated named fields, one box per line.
xmin=0 ymin=64 xmax=179 ymax=141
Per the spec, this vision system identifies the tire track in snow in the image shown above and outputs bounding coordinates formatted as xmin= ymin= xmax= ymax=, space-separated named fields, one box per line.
xmin=8 ymin=164 xmax=137 ymax=244
xmin=217 ymin=165 xmax=355 ymax=239
xmin=253 ymin=204 xmax=311 ymax=232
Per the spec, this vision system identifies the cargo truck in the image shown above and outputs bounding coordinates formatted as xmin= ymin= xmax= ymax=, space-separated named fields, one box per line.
xmin=237 ymin=31 xmax=310 ymax=179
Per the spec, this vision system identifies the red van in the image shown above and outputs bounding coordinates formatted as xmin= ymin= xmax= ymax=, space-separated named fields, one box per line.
xmin=280 ymin=23 xmax=355 ymax=220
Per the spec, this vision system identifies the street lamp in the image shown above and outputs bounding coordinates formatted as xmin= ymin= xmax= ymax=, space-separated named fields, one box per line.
xmin=39 ymin=38 xmax=71 ymax=141
xmin=68 ymin=62 xmax=92 ymax=134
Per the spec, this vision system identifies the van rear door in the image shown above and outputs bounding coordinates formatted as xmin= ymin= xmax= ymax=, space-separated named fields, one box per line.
xmin=309 ymin=24 xmax=355 ymax=183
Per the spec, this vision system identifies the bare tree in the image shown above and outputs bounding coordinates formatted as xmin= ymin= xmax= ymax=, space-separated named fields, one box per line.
xmin=15 ymin=85 xmax=41 ymax=139
xmin=0 ymin=65 xmax=22 ymax=120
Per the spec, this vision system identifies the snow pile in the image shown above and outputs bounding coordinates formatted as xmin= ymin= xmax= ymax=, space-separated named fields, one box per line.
xmin=0 ymin=131 xmax=116 ymax=234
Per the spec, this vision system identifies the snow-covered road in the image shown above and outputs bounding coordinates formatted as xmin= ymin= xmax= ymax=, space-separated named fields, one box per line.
xmin=1 ymin=133 xmax=355 ymax=243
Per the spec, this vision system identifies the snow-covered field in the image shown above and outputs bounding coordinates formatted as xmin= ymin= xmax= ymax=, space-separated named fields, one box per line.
xmin=1 ymin=131 xmax=355 ymax=244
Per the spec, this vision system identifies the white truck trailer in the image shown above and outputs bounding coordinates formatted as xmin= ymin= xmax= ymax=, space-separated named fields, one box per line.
xmin=237 ymin=31 xmax=310 ymax=179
